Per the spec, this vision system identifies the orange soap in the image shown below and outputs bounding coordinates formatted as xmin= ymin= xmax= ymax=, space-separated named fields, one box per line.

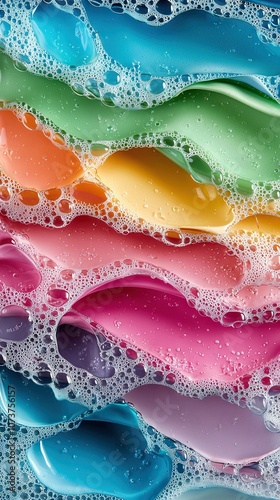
xmin=71 ymin=181 xmax=107 ymax=205
xmin=0 ymin=110 xmax=83 ymax=190
xmin=231 ymin=215 xmax=280 ymax=236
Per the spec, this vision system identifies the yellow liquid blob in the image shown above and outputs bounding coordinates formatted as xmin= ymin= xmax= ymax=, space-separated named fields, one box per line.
xmin=98 ymin=148 xmax=234 ymax=234
xmin=231 ymin=215 xmax=280 ymax=236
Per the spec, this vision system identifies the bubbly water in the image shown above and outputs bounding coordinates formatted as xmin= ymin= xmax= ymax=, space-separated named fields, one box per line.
xmin=0 ymin=1 xmax=280 ymax=499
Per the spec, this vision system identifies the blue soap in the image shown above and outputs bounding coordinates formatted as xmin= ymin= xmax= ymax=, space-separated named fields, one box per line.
xmin=0 ymin=367 xmax=86 ymax=427
xmin=32 ymin=2 xmax=97 ymax=67
xmin=27 ymin=402 xmax=172 ymax=498
xmin=83 ymin=4 xmax=280 ymax=77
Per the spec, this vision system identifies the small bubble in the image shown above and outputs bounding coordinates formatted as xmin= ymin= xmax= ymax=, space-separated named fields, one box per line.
xmin=239 ymin=465 xmax=263 ymax=483
xmin=22 ymin=112 xmax=38 ymax=130
xmin=58 ymin=199 xmax=72 ymax=214
xmin=34 ymin=370 xmax=53 ymax=385
xmin=71 ymin=83 xmax=85 ymax=96
xmin=0 ymin=21 xmax=10 ymax=37
xmin=163 ymin=136 xmax=175 ymax=147
xmin=166 ymin=372 xmax=176 ymax=385
xmin=133 ymin=363 xmax=147 ymax=378
xmin=0 ymin=186 xmax=10 ymax=201
xmin=222 ymin=311 xmax=246 ymax=327
xmin=103 ymin=92 xmax=117 ymax=106
xmin=90 ymin=143 xmax=109 ymax=157
xmin=247 ymin=395 xmax=267 ymax=415
xmin=265 ymin=419 xmax=280 ymax=433
xmin=212 ymin=170 xmax=223 ymax=185
xmin=165 ymin=230 xmax=182 ymax=245
xmin=13 ymin=60 xmax=28 ymax=72
xmin=268 ymin=385 xmax=280 ymax=396
xmin=149 ymin=79 xmax=166 ymax=95
xmin=176 ymin=463 xmax=185 ymax=473
xmin=156 ymin=0 xmax=173 ymax=15
xmin=236 ymin=178 xmax=254 ymax=197
xmin=182 ymin=74 xmax=190 ymax=83
xmin=104 ymin=70 xmax=121 ymax=86
xmin=60 ymin=269 xmax=75 ymax=281
xmin=0 ymin=352 xmax=6 ymax=365
xmin=271 ymin=190 xmax=280 ymax=199
xmin=269 ymin=255 xmax=280 ymax=270
xmin=126 ymin=348 xmax=138 ymax=360
xmin=54 ymin=372 xmax=71 ymax=389
xmin=53 ymin=215 xmax=64 ymax=227
xmin=85 ymin=78 xmax=99 ymax=97
xmin=47 ymin=288 xmax=69 ymax=306
xmin=111 ymin=2 xmax=123 ymax=13
xmin=261 ymin=376 xmax=272 ymax=386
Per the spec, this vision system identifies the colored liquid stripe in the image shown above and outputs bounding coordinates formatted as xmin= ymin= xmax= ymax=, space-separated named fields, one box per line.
xmin=82 ymin=3 xmax=280 ymax=77
xmin=1 ymin=1 xmax=279 ymax=107
xmin=5 ymin=216 xmax=244 ymax=290
xmin=31 ymin=2 xmax=280 ymax=78
xmin=2 ymin=57 xmax=280 ymax=196
xmin=0 ymin=367 xmax=86 ymax=427
xmin=0 ymin=109 xmax=232 ymax=232
xmin=70 ymin=276 xmax=280 ymax=381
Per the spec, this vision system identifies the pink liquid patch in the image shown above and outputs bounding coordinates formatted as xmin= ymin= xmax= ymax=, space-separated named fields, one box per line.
xmin=71 ymin=275 xmax=280 ymax=381
xmin=225 ymin=284 xmax=280 ymax=310
xmin=0 ymin=244 xmax=41 ymax=292
xmin=0 ymin=229 xmax=14 ymax=245
xmin=5 ymin=216 xmax=244 ymax=291
xmin=125 ymin=384 xmax=280 ymax=463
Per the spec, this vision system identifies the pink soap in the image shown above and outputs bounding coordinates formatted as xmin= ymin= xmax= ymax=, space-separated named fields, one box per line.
xmin=125 ymin=384 xmax=280 ymax=463
xmin=5 ymin=216 xmax=244 ymax=290
xmin=72 ymin=276 xmax=280 ymax=381
xmin=225 ymin=284 xmax=280 ymax=310
xmin=0 ymin=244 xmax=41 ymax=292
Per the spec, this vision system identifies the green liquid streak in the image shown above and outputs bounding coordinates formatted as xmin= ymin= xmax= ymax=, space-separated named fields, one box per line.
xmin=1 ymin=54 xmax=280 ymax=188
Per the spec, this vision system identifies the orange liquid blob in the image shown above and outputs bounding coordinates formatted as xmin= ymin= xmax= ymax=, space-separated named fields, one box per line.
xmin=231 ymin=215 xmax=280 ymax=236
xmin=72 ymin=181 xmax=107 ymax=205
xmin=0 ymin=109 xmax=84 ymax=190
xmin=44 ymin=188 xmax=62 ymax=201
xmin=22 ymin=112 xmax=38 ymax=130
xmin=0 ymin=185 xmax=10 ymax=201
xmin=58 ymin=199 xmax=72 ymax=213
xmin=19 ymin=190 xmax=40 ymax=206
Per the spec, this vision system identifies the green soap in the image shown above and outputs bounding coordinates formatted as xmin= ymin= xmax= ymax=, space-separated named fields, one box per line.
xmin=1 ymin=54 xmax=280 ymax=188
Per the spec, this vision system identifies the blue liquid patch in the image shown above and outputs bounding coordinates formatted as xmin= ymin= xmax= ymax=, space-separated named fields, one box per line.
xmin=0 ymin=367 xmax=86 ymax=427
xmin=32 ymin=2 xmax=97 ymax=67
xmin=83 ymin=4 xmax=280 ymax=77
xmin=1 ymin=1 xmax=280 ymax=108
xmin=27 ymin=402 xmax=172 ymax=498
xmin=245 ymin=0 xmax=280 ymax=7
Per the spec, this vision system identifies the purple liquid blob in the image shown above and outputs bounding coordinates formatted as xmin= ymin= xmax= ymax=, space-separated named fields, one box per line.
xmin=0 ymin=305 xmax=32 ymax=341
xmin=57 ymin=319 xmax=115 ymax=378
